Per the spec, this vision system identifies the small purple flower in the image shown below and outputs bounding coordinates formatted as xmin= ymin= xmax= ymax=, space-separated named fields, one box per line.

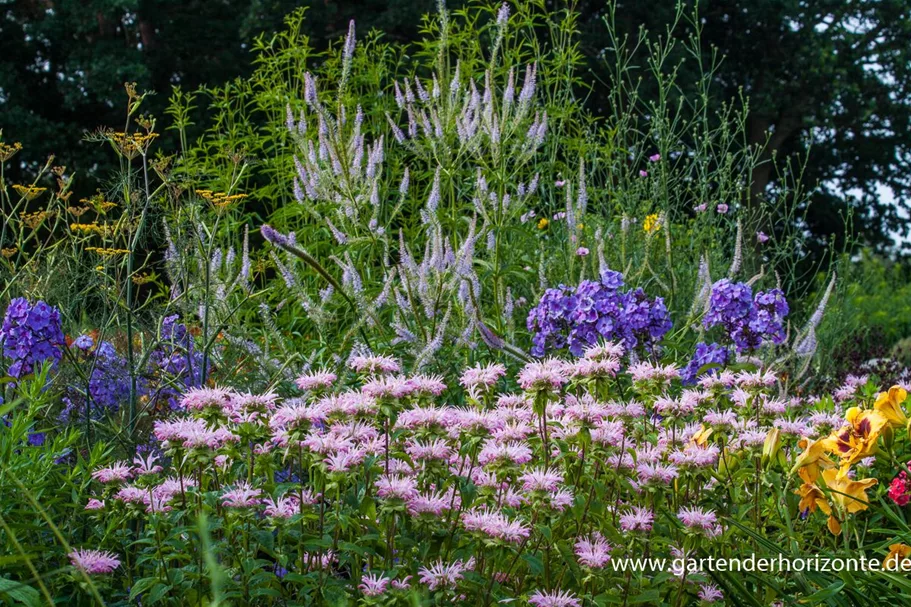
xmin=756 ymin=231 xmax=769 ymax=244
xmin=639 ymin=170 xmax=648 ymax=177
xmin=575 ymin=247 xmax=589 ymax=256
xmin=0 ymin=298 xmax=65 ymax=378
xmin=716 ymin=203 xmax=729 ymax=214
xmin=648 ymin=153 xmax=661 ymax=162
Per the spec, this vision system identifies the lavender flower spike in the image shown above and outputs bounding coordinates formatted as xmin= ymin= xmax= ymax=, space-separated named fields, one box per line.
xmin=261 ymin=224 xmax=295 ymax=248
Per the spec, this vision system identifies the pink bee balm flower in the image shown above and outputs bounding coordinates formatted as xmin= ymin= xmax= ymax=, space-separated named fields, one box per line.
xmin=574 ymin=532 xmax=612 ymax=568
xmin=648 ymin=153 xmax=661 ymax=162
xmin=69 ymin=549 xmax=121 ymax=574
xmin=221 ymin=482 xmax=263 ymax=508
xmin=84 ymin=498 xmax=105 ymax=510
xmin=639 ymin=170 xmax=648 ymax=177
xmin=461 ymin=507 xmax=530 ymax=543
xmin=348 ymin=354 xmax=400 ymax=374
xmin=91 ymin=462 xmax=133 ymax=483
xmin=132 ymin=452 xmax=163 ymax=476
xmin=528 ymin=589 xmax=582 ymax=607
xmin=375 ymin=475 xmax=419 ymax=501
xmin=517 ymin=360 xmax=567 ymax=391
xmin=519 ymin=467 xmax=563 ymax=492
xmin=698 ymin=583 xmax=724 ymax=603
xmin=359 ymin=573 xmax=390 ymax=597
xmin=295 ymin=369 xmax=337 ymax=391
xmin=619 ymin=506 xmax=654 ymax=532
xmin=263 ymin=495 xmax=302 ymax=518
xmin=677 ymin=506 xmax=718 ymax=531
xmin=418 ymin=559 xmax=468 ymax=590
xmin=575 ymin=247 xmax=589 ymax=256
xmin=460 ymin=362 xmax=507 ymax=390
xmin=180 ymin=387 xmax=234 ymax=411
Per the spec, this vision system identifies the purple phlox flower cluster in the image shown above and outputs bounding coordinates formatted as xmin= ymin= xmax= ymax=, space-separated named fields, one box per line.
xmin=147 ymin=315 xmax=204 ymax=410
xmin=61 ymin=337 xmax=133 ymax=423
xmin=703 ymin=279 xmax=789 ymax=352
xmin=527 ymin=270 xmax=672 ymax=357
xmin=0 ymin=298 xmax=65 ymax=378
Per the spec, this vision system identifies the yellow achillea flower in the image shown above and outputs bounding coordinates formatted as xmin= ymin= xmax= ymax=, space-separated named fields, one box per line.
xmin=80 ymin=194 xmax=117 ymax=214
xmin=884 ymin=544 xmax=911 ymax=570
xmin=643 ymin=213 xmax=660 ymax=234
xmin=0 ymin=141 xmax=23 ymax=162
xmin=1 ymin=247 xmax=17 ymax=258
xmin=12 ymin=184 xmax=47 ymax=201
xmin=196 ymin=189 xmax=248 ymax=208
xmin=537 ymin=217 xmax=549 ymax=230
xmin=22 ymin=210 xmax=54 ymax=228
xmin=874 ymin=385 xmax=908 ymax=428
xmin=108 ymin=131 xmax=159 ymax=159
xmin=819 ymin=468 xmax=877 ymax=536
xmin=131 ymin=273 xmax=155 ymax=285
xmin=86 ymin=247 xmax=131 ymax=256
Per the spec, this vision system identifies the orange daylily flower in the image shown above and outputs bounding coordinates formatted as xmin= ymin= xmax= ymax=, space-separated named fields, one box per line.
xmin=791 ymin=436 xmax=836 ymax=482
xmin=874 ymin=385 xmax=908 ymax=428
xmin=819 ymin=468 xmax=878 ymax=536
xmin=828 ymin=407 xmax=887 ymax=478
xmin=795 ymin=468 xmax=830 ymax=516
xmin=884 ymin=543 xmax=911 ymax=571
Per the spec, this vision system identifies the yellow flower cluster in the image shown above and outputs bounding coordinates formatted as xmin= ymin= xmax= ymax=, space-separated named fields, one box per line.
xmin=70 ymin=222 xmax=119 ymax=237
xmin=86 ymin=247 xmax=131 ymax=256
xmin=1 ymin=247 xmax=17 ymax=258
xmin=12 ymin=184 xmax=47 ymax=201
xmin=21 ymin=210 xmax=54 ymax=229
xmin=643 ymin=213 xmax=661 ymax=234
xmin=80 ymin=194 xmax=117 ymax=214
xmin=0 ymin=141 xmax=23 ymax=162
xmin=792 ymin=385 xmax=908 ymax=535
xmin=196 ymin=189 xmax=247 ymax=208
xmin=108 ymin=131 xmax=159 ymax=159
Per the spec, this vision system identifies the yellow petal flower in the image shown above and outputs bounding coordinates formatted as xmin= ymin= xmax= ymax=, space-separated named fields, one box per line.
xmin=884 ymin=544 xmax=911 ymax=570
xmin=875 ymin=385 xmax=908 ymax=428
xmin=537 ymin=218 xmax=549 ymax=230
xmin=791 ymin=436 xmax=836 ymax=482
xmin=821 ymin=468 xmax=877 ymax=514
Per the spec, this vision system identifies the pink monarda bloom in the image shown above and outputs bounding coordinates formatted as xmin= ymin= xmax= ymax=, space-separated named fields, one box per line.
xmin=460 ymin=362 xmax=507 ymax=390
xmin=583 ymin=341 xmax=625 ymax=360
xmin=628 ymin=362 xmax=679 ymax=383
xmin=348 ymin=354 xmax=401 ymax=374
xmin=636 ymin=462 xmax=679 ymax=485
xmin=574 ymin=532 xmax=612 ymax=568
xmin=639 ymin=170 xmax=648 ymax=177
xmin=324 ymin=448 xmax=366 ymax=473
xmin=677 ymin=506 xmax=718 ymax=531
xmin=303 ymin=550 xmax=335 ymax=571
xmin=375 ymin=475 xmax=419 ymax=502
xmin=668 ymin=445 xmax=720 ymax=468
xmin=519 ymin=467 xmax=563 ymax=492
xmin=408 ymin=488 xmax=460 ymax=517
xmin=461 ymin=507 xmax=530 ymax=543
xmin=114 ymin=486 xmax=147 ymax=504
xmin=295 ymin=369 xmax=337 ymax=391
xmin=694 ymin=203 xmax=708 ymax=212
xmin=575 ymin=247 xmax=589 ymax=256
xmin=698 ymin=583 xmax=724 ymax=603
xmin=69 ymin=549 xmax=121 ymax=575
xmin=405 ymin=438 xmax=452 ymax=461
xmin=221 ymin=482 xmax=263 ymax=508
xmin=91 ymin=461 xmax=133 ymax=484
xmin=517 ymin=360 xmax=567 ymax=392
xmin=528 ymin=589 xmax=582 ymax=607
xmin=648 ymin=153 xmax=661 ymax=162
xmin=619 ymin=506 xmax=654 ymax=532
xmin=702 ymin=409 xmax=737 ymax=428
xmin=418 ymin=558 xmax=468 ymax=590
xmin=358 ymin=573 xmax=390 ymax=597
xmin=132 ymin=452 xmax=163 ymax=476
xmin=566 ymin=357 xmax=620 ymax=379
xmin=263 ymin=495 xmax=301 ymax=518
xmin=591 ymin=420 xmax=625 ymax=447
xmin=84 ymin=498 xmax=105 ymax=510
xmin=180 ymin=386 xmax=234 ymax=411
xmin=735 ymin=370 xmax=777 ymax=389
xmin=391 ymin=576 xmax=411 ymax=590
xmin=477 ymin=440 xmax=533 ymax=467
